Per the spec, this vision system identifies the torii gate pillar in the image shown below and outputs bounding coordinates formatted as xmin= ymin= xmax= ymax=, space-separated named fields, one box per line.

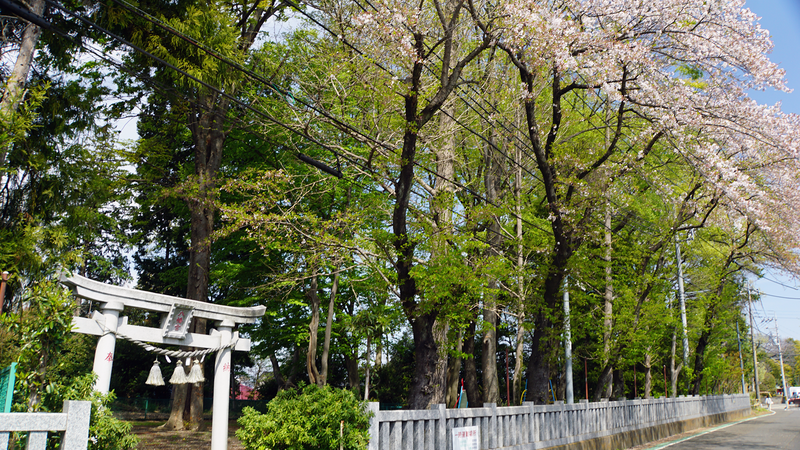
xmin=211 ymin=320 xmax=234 ymax=450
xmin=92 ymin=301 xmax=124 ymax=394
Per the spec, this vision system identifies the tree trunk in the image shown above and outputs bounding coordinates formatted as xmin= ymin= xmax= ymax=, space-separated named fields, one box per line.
xmin=691 ymin=286 xmax=724 ymax=395
xmin=527 ymin=251 xmax=569 ymax=404
xmin=406 ymin=312 xmax=447 ymax=408
xmin=165 ymin=93 xmax=228 ymax=430
xmin=527 ymin=312 xmax=553 ymax=404
xmin=0 ymin=0 xmax=45 ymax=166
xmin=185 ymin=175 xmax=216 ymax=430
xmin=600 ymin=203 xmax=614 ymax=399
xmin=269 ymin=352 xmax=287 ymax=389
xmin=391 ymin=0 xmax=487 ymax=407
xmin=375 ymin=296 xmax=385 ymax=370
xmin=670 ymin=327 xmax=683 ymax=397
xmin=319 ymin=272 xmax=338 ymax=386
xmin=481 ymin=122 xmax=503 ymax=404
xmin=395 ymin=66 xmax=424 ymax=406
xmin=517 ymin=67 xmax=574 ymax=405
xmin=482 ymin=298 xmax=499 ymax=404
xmin=344 ymin=350 xmax=360 ymax=391
xmin=163 ymin=367 xmax=189 ymax=430
xmin=170 ymin=1 xmax=282 ymax=428
xmin=691 ymin=325 xmax=712 ymax=396
xmin=187 ymin=319 xmax=207 ymax=430
xmin=286 ymin=345 xmax=301 ymax=387
xmin=375 ymin=339 xmax=383 ymax=370
xmin=594 ymin=204 xmax=616 ymax=401
xmin=512 ymin=128 xmax=526 ymax=407
xmin=512 ymin=314 xmax=525 ymax=406
xmin=463 ymin=320 xmax=482 ymax=407
xmin=433 ymin=53 xmax=457 ymax=408
xmin=612 ymin=368 xmax=624 ymax=399
xmin=364 ymin=335 xmax=371 ymax=400
xmin=446 ymin=330 xmax=463 ymax=407
xmin=593 ymin=366 xmax=613 ymax=401
xmin=433 ymin=318 xmax=450 ymax=402
xmin=306 ymin=273 xmax=321 ymax=385
xmin=644 ymin=351 xmax=652 ymax=399
xmin=342 ymin=298 xmax=360 ymax=391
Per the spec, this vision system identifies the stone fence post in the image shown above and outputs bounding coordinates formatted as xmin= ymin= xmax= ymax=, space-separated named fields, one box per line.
xmin=434 ymin=403 xmax=446 ymax=450
xmin=484 ymin=403 xmax=497 ymax=448
xmin=367 ymin=402 xmax=379 ymax=450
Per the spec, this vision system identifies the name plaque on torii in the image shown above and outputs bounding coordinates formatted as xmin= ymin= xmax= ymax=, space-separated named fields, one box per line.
xmin=61 ymin=273 xmax=266 ymax=450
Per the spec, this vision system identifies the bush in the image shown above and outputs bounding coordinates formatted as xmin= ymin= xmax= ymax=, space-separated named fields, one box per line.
xmin=42 ymin=373 xmax=139 ymax=450
xmin=236 ymin=383 xmax=372 ymax=450
xmin=2 ymin=278 xmax=138 ymax=450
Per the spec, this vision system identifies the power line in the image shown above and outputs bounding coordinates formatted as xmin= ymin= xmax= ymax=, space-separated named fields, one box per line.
xmin=26 ymin=1 xmax=559 ymax=292
xmin=757 ymin=274 xmax=800 ymax=291
xmin=22 ymin=0 xmax=781 ymax=315
xmin=101 ymin=0 xmax=707 ymax=257
xmin=759 ymin=292 xmax=800 ymax=301
xmin=59 ymin=0 xmax=567 ymax=244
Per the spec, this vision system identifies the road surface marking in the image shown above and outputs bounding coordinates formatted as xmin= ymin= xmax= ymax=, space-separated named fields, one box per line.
xmin=646 ymin=410 xmax=774 ymax=449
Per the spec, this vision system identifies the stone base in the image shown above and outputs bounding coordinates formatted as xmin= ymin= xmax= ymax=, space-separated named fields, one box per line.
xmin=542 ymin=408 xmax=752 ymax=450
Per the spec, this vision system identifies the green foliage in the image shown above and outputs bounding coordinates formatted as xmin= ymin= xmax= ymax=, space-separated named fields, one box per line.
xmin=143 ymin=3 xmax=246 ymax=91
xmin=236 ymin=383 xmax=372 ymax=450
xmin=372 ymin=334 xmax=414 ymax=406
xmin=41 ymin=374 xmax=139 ymax=450
xmin=2 ymin=72 xmax=132 ymax=285
xmin=1 ymin=279 xmax=77 ymax=409
xmin=0 ymin=83 xmax=48 ymax=150
xmin=1 ymin=279 xmax=137 ymax=450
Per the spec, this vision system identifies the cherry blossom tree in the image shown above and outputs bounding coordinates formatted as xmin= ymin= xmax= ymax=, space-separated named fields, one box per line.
xmin=208 ymin=0 xmax=800 ymax=405
xmin=462 ymin=0 xmax=800 ymax=402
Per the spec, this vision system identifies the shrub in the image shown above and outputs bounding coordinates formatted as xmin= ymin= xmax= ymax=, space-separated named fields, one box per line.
xmin=2 ymin=278 xmax=138 ymax=450
xmin=42 ymin=373 xmax=139 ymax=450
xmin=236 ymin=382 xmax=372 ymax=450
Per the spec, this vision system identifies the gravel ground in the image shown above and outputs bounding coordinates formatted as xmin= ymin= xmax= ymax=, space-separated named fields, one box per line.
xmin=131 ymin=420 xmax=245 ymax=450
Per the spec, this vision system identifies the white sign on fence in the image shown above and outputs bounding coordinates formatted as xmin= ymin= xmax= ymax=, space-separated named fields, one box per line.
xmin=452 ymin=425 xmax=480 ymax=450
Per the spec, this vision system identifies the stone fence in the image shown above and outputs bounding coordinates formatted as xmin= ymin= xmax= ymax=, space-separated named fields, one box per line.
xmin=367 ymin=394 xmax=751 ymax=450
xmin=0 ymin=400 xmax=91 ymax=450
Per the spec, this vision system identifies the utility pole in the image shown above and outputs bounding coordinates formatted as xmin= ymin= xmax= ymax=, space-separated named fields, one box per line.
xmin=675 ymin=241 xmax=690 ymax=395
xmin=564 ymin=277 xmax=574 ymax=404
xmin=774 ymin=314 xmax=789 ymax=404
xmin=675 ymin=241 xmax=690 ymax=366
xmin=748 ymin=286 xmax=760 ymax=401
xmin=736 ymin=321 xmax=746 ymax=394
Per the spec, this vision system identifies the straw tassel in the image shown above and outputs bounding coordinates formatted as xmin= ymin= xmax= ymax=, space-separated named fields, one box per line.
xmin=146 ymin=359 xmax=165 ymax=386
xmin=187 ymin=359 xmax=204 ymax=384
xmin=170 ymin=360 xmax=188 ymax=384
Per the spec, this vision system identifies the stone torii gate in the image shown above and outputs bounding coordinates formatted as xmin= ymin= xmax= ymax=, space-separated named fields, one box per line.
xmin=61 ymin=273 xmax=266 ymax=450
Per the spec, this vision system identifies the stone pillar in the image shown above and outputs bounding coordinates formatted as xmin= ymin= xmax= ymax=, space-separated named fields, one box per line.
xmin=485 ymin=403 xmax=497 ymax=448
xmin=93 ymin=301 xmax=123 ymax=394
xmin=63 ymin=400 xmax=91 ymax=450
xmin=211 ymin=320 xmax=234 ymax=450
xmin=367 ymin=402 xmax=380 ymax=450
xmin=433 ymin=403 xmax=446 ymax=449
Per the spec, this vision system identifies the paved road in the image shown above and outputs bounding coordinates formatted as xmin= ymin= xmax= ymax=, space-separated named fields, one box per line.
xmin=648 ymin=409 xmax=800 ymax=449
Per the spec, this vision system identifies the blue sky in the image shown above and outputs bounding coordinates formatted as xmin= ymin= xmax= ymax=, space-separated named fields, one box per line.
xmin=743 ymin=0 xmax=800 ymax=341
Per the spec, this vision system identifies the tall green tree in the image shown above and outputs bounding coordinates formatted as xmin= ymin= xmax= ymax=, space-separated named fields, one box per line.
xmin=117 ymin=0 xmax=290 ymax=429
